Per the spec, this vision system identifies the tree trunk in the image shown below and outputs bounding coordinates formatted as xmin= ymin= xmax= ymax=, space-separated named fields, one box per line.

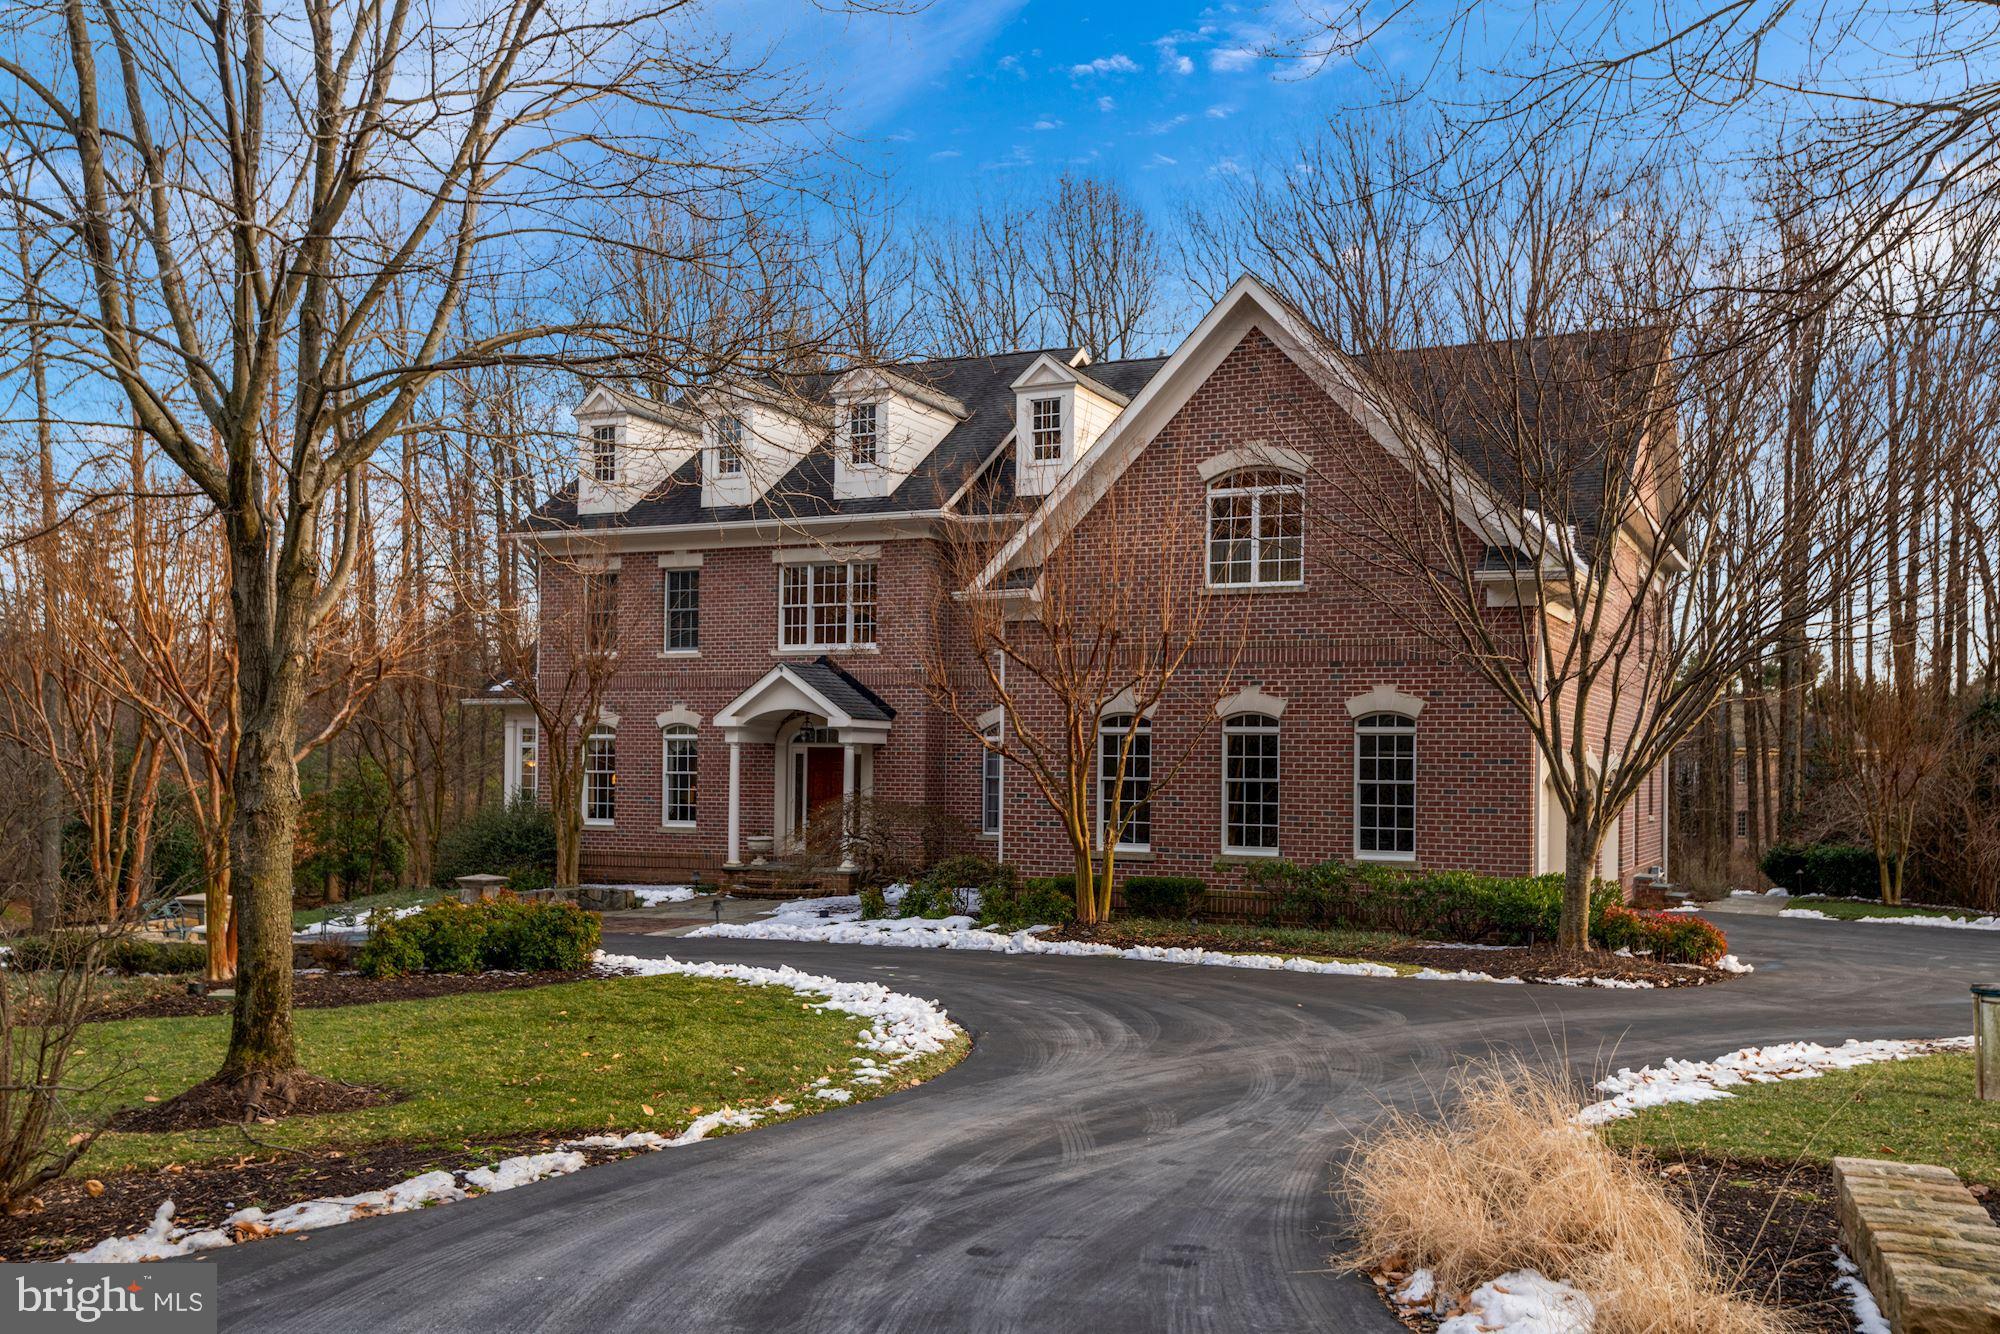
xmin=1559 ymin=814 xmax=1600 ymax=950
xmin=1072 ymin=848 xmax=1095 ymax=926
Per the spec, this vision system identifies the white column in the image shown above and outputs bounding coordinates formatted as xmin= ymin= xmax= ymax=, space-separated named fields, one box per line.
xmin=726 ymin=739 xmax=743 ymax=867
xmin=839 ymin=742 xmax=859 ymax=871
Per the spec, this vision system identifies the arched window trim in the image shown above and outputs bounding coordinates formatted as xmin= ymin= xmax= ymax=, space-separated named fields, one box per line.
xmin=1354 ymin=711 xmax=1416 ymax=862
xmin=661 ymin=723 xmax=698 ymax=828
xmin=1097 ymin=713 xmax=1152 ymax=852
xmin=1206 ymin=467 xmax=1305 ymax=589
xmin=1221 ymin=712 xmax=1281 ymax=856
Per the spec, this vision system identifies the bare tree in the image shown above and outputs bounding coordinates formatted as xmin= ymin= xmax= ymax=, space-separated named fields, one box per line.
xmin=0 ymin=0 xmax=816 ymax=1113
xmin=1033 ymin=173 xmax=1162 ymax=359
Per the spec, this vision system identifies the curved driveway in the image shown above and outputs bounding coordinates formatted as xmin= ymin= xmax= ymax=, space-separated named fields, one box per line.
xmin=213 ymin=913 xmax=1988 ymax=1333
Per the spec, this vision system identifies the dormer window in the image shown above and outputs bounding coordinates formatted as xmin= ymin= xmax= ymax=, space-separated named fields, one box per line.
xmin=1030 ymin=397 xmax=1065 ymax=462
xmin=715 ymin=415 xmax=744 ymax=476
xmin=847 ymin=402 xmax=879 ymax=466
xmin=589 ymin=424 xmax=616 ymax=483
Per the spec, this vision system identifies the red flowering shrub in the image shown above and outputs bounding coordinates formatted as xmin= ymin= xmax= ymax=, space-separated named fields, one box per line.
xmin=1594 ymin=905 xmax=1729 ymax=966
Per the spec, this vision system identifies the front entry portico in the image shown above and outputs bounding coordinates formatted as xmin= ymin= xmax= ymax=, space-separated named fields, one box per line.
xmin=713 ymin=656 xmax=896 ymax=871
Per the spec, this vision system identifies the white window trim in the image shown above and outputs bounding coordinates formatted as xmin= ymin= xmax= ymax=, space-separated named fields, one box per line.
xmin=980 ymin=728 xmax=1003 ymax=837
xmin=1206 ymin=470 xmax=1306 ymax=589
xmin=713 ymin=414 xmax=745 ymax=476
xmin=582 ymin=728 xmax=617 ymax=828
xmin=589 ymin=423 xmax=618 ymax=484
xmin=660 ymin=724 xmax=698 ymax=829
xmin=847 ymin=401 xmax=880 ymax=467
xmin=505 ymin=717 xmax=539 ymax=805
xmin=662 ymin=566 xmax=700 ymax=656
xmin=1029 ymin=395 xmax=1066 ymax=462
xmin=1220 ymin=713 xmax=1281 ymax=857
xmin=777 ymin=560 xmax=878 ymax=651
xmin=1096 ymin=714 xmax=1152 ymax=852
xmin=1353 ymin=711 xmax=1417 ymax=863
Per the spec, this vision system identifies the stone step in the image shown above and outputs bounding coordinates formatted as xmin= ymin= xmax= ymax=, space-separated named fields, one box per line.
xmin=1835 ymin=1157 xmax=2000 ymax=1333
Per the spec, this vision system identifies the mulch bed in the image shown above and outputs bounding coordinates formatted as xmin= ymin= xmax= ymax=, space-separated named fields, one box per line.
xmin=1043 ymin=923 xmax=1727 ymax=987
xmin=89 ymin=967 xmax=599 ymax=1023
xmin=0 ymin=1133 xmax=651 ymax=1264
xmin=109 ymin=1073 xmax=401 ymax=1134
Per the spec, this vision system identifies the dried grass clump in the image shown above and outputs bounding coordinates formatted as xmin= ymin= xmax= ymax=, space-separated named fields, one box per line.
xmin=1340 ymin=1061 xmax=1793 ymax=1334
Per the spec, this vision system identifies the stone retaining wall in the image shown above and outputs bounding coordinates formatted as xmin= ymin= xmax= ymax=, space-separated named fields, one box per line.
xmin=1834 ymin=1156 xmax=2000 ymax=1332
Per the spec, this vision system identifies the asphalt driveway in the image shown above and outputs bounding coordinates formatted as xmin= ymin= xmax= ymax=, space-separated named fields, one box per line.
xmin=210 ymin=911 xmax=1990 ymax=1333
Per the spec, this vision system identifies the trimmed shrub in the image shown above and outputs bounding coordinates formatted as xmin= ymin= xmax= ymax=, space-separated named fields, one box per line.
xmin=1595 ymin=906 xmax=1729 ymax=965
xmin=977 ymin=877 xmax=1077 ymax=931
xmin=481 ymin=900 xmax=600 ymax=971
xmin=7 ymin=935 xmax=207 ymax=975
xmin=357 ymin=898 xmax=600 ymax=977
xmin=858 ymin=885 xmax=890 ymax=920
xmin=1122 ymin=875 xmax=1205 ymax=919
xmin=1801 ymin=843 xmax=1879 ymax=898
xmin=1240 ymin=859 xmax=1622 ymax=946
xmin=433 ymin=797 xmax=557 ymax=890
xmin=1757 ymin=844 xmax=1809 ymax=893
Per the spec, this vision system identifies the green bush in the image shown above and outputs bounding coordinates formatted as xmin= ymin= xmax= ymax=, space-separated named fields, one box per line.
xmin=481 ymin=900 xmax=600 ymax=971
xmin=976 ymin=876 xmax=1077 ymax=931
xmin=296 ymin=760 xmax=409 ymax=902
xmin=7 ymin=935 xmax=207 ymax=975
xmin=357 ymin=898 xmax=600 ymax=978
xmin=1758 ymin=844 xmax=1809 ymax=892
xmin=1122 ymin=875 xmax=1205 ymax=919
xmin=1239 ymin=859 xmax=1622 ymax=946
xmin=902 ymin=855 xmax=1015 ymax=919
xmin=1802 ymin=843 xmax=1880 ymax=898
xmin=858 ymin=885 xmax=889 ymax=920
xmin=433 ymin=797 xmax=558 ymax=890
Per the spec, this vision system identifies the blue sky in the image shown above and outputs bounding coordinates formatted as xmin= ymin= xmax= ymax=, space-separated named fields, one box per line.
xmin=749 ymin=0 xmax=1410 ymax=214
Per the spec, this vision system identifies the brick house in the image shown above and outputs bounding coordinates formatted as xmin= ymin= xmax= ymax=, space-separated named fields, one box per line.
xmin=496 ymin=276 xmax=1668 ymax=890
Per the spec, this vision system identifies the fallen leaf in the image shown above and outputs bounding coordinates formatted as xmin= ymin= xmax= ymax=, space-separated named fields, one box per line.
xmin=84 ymin=1179 xmax=104 ymax=1198
xmin=641 ymin=1104 xmax=655 ymax=1116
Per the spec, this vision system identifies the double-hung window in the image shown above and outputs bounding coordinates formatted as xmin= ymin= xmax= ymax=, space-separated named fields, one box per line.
xmin=583 ymin=729 xmax=617 ymax=826
xmin=1355 ymin=712 xmax=1415 ymax=858
xmin=508 ymin=720 xmax=538 ymax=805
xmin=661 ymin=726 xmax=697 ymax=826
xmin=589 ymin=424 xmax=617 ymax=484
xmin=1222 ymin=713 xmax=1280 ymax=853
xmin=1098 ymin=714 xmax=1151 ymax=850
xmin=848 ymin=402 xmax=879 ymax=466
xmin=583 ymin=571 xmax=618 ymax=655
xmin=664 ymin=569 xmax=699 ymax=652
xmin=1029 ymin=397 xmax=1064 ymax=462
xmin=715 ymin=415 xmax=744 ymax=476
xmin=1207 ymin=469 xmax=1304 ymax=587
xmin=779 ymin=561 xmax=878 ymax=649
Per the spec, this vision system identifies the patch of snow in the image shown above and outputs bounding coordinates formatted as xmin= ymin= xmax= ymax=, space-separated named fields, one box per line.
xmin=1438 ymin=1270 xmax=1594 ymax=1334
xmin=1832 ymin=1247 xmax=1890 ymax=1334
xmin=1545 ymin=975 xmax=1656 ymax=990
xmin=293 ymin=903 xmax=425 ymax=939
xmin=464 ymin=1152 xmax=586 ymax=1193
xmin=64 ymin=953 xmax=961 ymax=1264
xmin=591 ymin=884 xmax=696 ymax=906
xmin=1731 ymin=887 xmax=1789 ymax=898
xmin=1394 ymin=1270 xmax=1436 ymax=1305
xmin=1712 ymin=953 xmax=1753 ymax=974
xmin=1779 ymin=908 xmax=1833 ymax=921
xmin=1578 ymin=1035 xmax=1974 ymax=1126
xmin=690 ymin=910 xmax=1544 ymax=986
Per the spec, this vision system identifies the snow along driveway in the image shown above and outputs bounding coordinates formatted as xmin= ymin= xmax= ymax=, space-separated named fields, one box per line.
xmin=203 ymin=911 xmax=1980 ymax=1334
xmin=686 ymin=893 xmax=1751 ymax=988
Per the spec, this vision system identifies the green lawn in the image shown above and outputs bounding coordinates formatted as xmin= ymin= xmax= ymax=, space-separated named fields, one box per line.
xmin=292 ymin=887 xmax=440 ymax=929
xmin=67 ymin=973 xmax=964 ymax=1175
xmin=1790 ymin=896 xmax=1996 ymax=923
xmin=1603 ymin=1052 xmax=2000 ymax=1186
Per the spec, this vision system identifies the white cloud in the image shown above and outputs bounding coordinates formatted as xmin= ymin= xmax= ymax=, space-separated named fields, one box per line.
xmin=1209 ymin=156 xmax=1247 ymax=177
xmin=1211 ymin=44 xmax=1261 ymax=71
xmin=1069 ymin=53 xmax=1139 ymax=77
xmin=1148 ymin=114 xmax=1190 ymax=135
xmin=1097 ymin=95 xmax=1117 ymax=112
xmin=984 ymin=144 xmax=1035 ymax=170
xmin=1146 ymin=152 xmax=1178 ymax=168
xmin=1153 ymin=32 xmax=1197 ymax=75
xmin=1032 ymin=118 xmax=1064 ymax=131
xmin=885 ymin=129 xmax=917 ymax=141
xmin=997 ymin=53 xmax=1025 ymax=78
xmin=1206 ymin=104 xmax=1235 ymax=119
xmin=931 ymin=149 xmax=963 ymax=160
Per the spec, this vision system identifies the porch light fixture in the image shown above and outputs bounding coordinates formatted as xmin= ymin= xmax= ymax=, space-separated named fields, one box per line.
xmin=1976 ymin=983 xmax=2000 ymax=1102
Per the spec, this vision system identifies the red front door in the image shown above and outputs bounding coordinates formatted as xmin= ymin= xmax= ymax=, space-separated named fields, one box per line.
xmin=804 ymin=747 xmax=844 ymax=819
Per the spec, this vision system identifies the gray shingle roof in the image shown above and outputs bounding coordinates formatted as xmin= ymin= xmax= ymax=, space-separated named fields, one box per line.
xmin=793 ymin=656 xmax=895 ymax=723
xmin=529 ymin=351 xmax=1170 ymax=533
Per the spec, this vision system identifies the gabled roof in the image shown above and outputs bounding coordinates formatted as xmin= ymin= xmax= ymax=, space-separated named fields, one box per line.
xmin=524 ymin=348 xmax=1169 ymax=535
xmin=714 ymin=656 xmax=897 ymax=731
xmin=575 ymin=384 xmax=701 ymax=431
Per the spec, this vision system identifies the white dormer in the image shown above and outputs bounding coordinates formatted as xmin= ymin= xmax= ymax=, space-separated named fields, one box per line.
xmin=698 ymin=383 xmax=822 ymax=509
xmin=575 ymin=386 xmax=700 ymax=516
xmin=831 ymin=368 xmax=968 ymax=501
xmin=1010 ymin=353 xmax=1131 ymax=497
